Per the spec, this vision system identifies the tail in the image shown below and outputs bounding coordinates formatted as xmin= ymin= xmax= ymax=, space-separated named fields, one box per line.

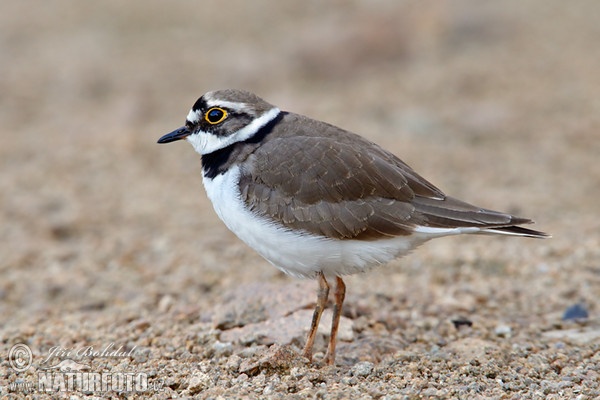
xmin=481 ymin=224 xmax=550 ymax=238
xmin=412 ymin=195 xmax=550 ymax=239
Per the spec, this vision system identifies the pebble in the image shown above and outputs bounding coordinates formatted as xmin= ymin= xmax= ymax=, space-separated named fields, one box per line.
xmin=187 ymin=371 xmax=212 ymax=393
xmin=350 ymin=361 xmax=374 ymax=377
xmin=494 ymin=325 xmax=512 ymax=337
xmin=212 ymin=340 xmax=233 ymax=357
xmin=562 ymin=303 xmax=589 ymax=321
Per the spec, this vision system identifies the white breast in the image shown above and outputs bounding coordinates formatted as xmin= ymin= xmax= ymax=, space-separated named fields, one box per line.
xmin=202 ymin=166 xmax=434 ymax=278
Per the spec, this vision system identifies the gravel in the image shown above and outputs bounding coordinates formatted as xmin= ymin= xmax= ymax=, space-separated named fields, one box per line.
xmin=2 ymin=1 xmax=599 ymax=398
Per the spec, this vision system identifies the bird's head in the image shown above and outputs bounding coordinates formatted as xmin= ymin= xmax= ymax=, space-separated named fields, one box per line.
xmin=158 ymin=89 xmax=280 ymax=155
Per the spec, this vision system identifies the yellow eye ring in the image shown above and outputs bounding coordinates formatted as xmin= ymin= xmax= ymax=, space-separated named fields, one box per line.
xmin=205 ymin=107 xmax=228 ymax=124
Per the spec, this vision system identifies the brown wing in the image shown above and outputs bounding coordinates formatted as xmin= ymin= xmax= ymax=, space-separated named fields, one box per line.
xmin=238 ymin=113 xmax=546 ymax=240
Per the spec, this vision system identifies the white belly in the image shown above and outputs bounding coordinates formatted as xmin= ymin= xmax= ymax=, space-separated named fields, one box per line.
xmin=202 ymin=166 xmax=432 ymax=278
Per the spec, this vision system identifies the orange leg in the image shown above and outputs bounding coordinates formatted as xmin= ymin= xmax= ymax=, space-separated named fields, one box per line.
xmin=324 ymin=277 xmax=346 ymax=365
xmin=301 ymin=271 xmax=330 ymax=362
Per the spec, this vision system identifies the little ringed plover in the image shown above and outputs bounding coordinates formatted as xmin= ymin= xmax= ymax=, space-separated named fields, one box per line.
xmin=158 ymin=89 xmax=548 ymax=365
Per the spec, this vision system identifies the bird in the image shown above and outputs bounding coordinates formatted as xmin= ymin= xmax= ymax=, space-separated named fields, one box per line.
xmin=157 ymin=89 xmax=549 ymax=365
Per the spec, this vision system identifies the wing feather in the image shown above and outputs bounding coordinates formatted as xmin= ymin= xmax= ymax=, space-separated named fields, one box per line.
xmin=237 ymin=113 xmax=546 ymax=240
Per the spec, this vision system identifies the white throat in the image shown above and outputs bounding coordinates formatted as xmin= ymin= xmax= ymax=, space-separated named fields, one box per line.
xmin=186 ymin=107 xmax=280 ymax=155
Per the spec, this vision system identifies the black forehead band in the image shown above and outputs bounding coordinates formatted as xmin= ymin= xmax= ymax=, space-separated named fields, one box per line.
xmin=192 ymin=97 xmax=208 ymax=112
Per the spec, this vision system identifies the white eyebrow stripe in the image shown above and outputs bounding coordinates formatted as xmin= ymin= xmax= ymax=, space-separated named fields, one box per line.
xmin=204 ymin=99 xmax=248 ymax=112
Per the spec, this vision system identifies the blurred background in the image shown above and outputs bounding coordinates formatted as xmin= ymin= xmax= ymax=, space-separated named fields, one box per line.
xmin=1 ymin=0 xmax=599 ymax=394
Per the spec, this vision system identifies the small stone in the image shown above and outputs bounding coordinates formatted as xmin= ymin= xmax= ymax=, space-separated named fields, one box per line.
xmin=239 ymin=344 xmax=306 ymax=376
xmin=239 ymin=345 xmax=265 ymax=358
xmin=187 ymin=371 xmax=211 ymax=394
xmin=290 ymin=366 xmax=306 ymax=379
xmin=494 ymin=325 xmax=512 ymax=337
xmin=212 ymin=340 xmax=233 ymax=357
xmin=132 ymin=347 xmax=151 ymax=363
xmin=263 ymin=384 xmax=275 ymax=395
xmin=350 ymin=361 xmax=374 ymax=377
xmin=157 ymin=295 xmax=175 ymax=312
xmin=451 ymin=317 xmax=473 ymax=329
xmin=562 ymin=303 xmax=589 ymax=321
xmin=226 ymin=355 xmax=242 ymax=371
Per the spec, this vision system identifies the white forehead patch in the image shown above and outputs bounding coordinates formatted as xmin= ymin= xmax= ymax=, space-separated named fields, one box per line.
xmin=186 ymin=109 xmax=202 ymax=124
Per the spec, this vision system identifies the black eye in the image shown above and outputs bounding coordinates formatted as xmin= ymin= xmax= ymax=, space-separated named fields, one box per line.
xmin=205 ymin=107 xmax=227 ymax=124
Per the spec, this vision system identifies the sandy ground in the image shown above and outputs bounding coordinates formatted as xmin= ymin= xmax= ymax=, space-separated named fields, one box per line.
xmin=1 ymin=1 xmax=599 ymax=398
